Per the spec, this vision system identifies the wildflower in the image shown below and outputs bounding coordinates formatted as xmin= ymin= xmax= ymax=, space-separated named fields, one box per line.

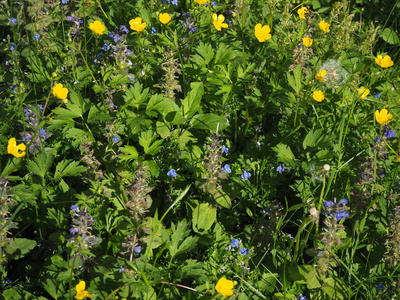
xmin=323 ymin=201 xmax=334 ymax=208
xmin=102 ymin=43 xmax=110 ymax=51
xmin=375 ymin=92 xmax=381 ymax=98
xmin=254 ymin=23 xmax=271 ymax=42
xmin=221 ymin=164 xmax=231 ymax=174
xmin=239 ymin=247 xmax=249 ymax=256
xmin=129 ymin=17 xmax=147 ymax=32
xmin=320 ymin=59 xmax=349 ymax=88
xmin=375 ymin=54 xmax=394 ymax=68
xmin=52 ymin=83 xmax=69 ymax=100
xmin=134 ymin=246 xmax=141 ymax=253
xmin=334 ymin=211 xmax=349 ymax=220
xmin=315 ymin=69 xmax=327 ymax=82
xmin=9 ymin=18 xmax=17 ymax=25
xmin=194 ymin=0 xmax=209 ymax=4
xmin=300 ymin=294 xmax=307 ymax=300
xmin=313 ymin=90 xmax=325 ymax=102
xmin=375 ymin=284 xmax=384 ymax=290
xmin=215 ymin=278 xmax=234 ymax=297
xmin=71 ymin=204 xmax=80 ymax=212
xmin=112 ymin=135 xmax=120 ymax=143
xmin=297 ymin=7 xmax=309 ymax=20
xmin=89 ymin=20 xmax=106 ymax=35
xmin=167 ymin=169 xmax=177 ymax=178
xmin=338 ymin=198 xmax=348 ymax=206
xmin=70 ymin=228 xmax=79 ymax=235
xmin=151 ymin=27 xmax=157 ymax=34
xmin=212 ymin=14 xmax=228 ymax=31
xmin=222 ymin=145 xmax=229 ymax=154
xmin=166 ymin=0 xmax=178 ymax=4
xmin=33 ymin=33 xmax=40 ymax=41
xmin=159 ymin=13 xmax=171 ymax=24
xmin=358 ymin=86 xmax=370 ymax=100
xmin=302 ymin=37 xmax=312 ymax=47
xmin=7 ymin=138 xmax=26 ymax=158
xmin=319 ymin=20 xmax=330 ymax=32
xmin=62 ymin=0 xmax=68 ymax=3
xmin=10 ymin=43 xmax=16 ymax=51
xmin=120 ymin=25 xmax=129 ymax=33
xmin=75 ymin=281 xmax=93 ymax=299
xmin=231 ymin=239 xmax=239 ymax=248
xmin=375 ymin=108 xmax=393 ymax=125
xmin=384 ymin=129 xmax=396 ymax=139
xmin=241 ymin=171 xmax=251 ymax=180
xmin=277 ymin=164 xmax=285 ymax=173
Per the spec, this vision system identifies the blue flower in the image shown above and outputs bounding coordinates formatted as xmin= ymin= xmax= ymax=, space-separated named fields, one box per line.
xmin=70 ymin=204 xmax=80 ymax=212
xmin=239 ymin=247 xmax=249 ymax=256
xmin=70 ymin=228 xmax=78 ymax=235
xmin=241 ymin=171 xmax=251 ymax=180
xmin=375 ymin=284 xmax=384 ymax=290
xmin=277 ymin=164 xmax=285 ymax=174
xmin=221 ymin=164 xmax=231 ymax=174
xmin=374 ymin=93 xmax=381 ymax=98
xmin=299 ymin=294 xmax=307 ymax=300
xmin=38 ymin=128 xmax=48 ymax=139
xmin=129 ymin=76 xmax=136 ymax=84
xmin=231 ymin=239 xmax=239 ymax=248
xmin=62 ymin=0 xmax=68 ymax=3
xmin=9 ymin=18 xmax=17 ymax=25
xmin=120 ymin=25 xmax=129 ymax=34
xmin=167 ymin=169 xmax=177 ymax=178
xmin=10 ymin=43 xmax=16 ymax=51
xmin=323 ymin=201 xmax=334 ymax=208
xmin=102 ymin=43 xmax=110 ymax=51
xmin=112 ymin=135 xmax=120 ymax=143
xmin=151 ymin=27 xmax=157 ymax=34
xmin=34 ymin=33 xmax=40 ymax=41
xmin=22 ymin=133 xmax=32 ymax=142
xmin=134 ymin=246 xmax=142 ymax=253
xmin=11 ymin=85 xmax=18 ymax=93
xmin=334 ymin=211 xmax=349 ymax=220
xmin=384 ymin=129 xmax=396 ymax=139
xmin=222 ymin=145 xmax=229 ymax=154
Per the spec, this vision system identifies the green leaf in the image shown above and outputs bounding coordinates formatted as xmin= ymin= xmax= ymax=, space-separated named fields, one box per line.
xmin=119 ymin=145 xmax=139 ymax=162
xmin=287 ymin=64 xmax=302 ymax=94
xmin=147 ymin=95 xmax=179 ymax=117
xmin=4 ymin=238 xmax=37 ymax=260
xmin=322 ymin=277 xmax=348 ymax=299
xmin=175 ymin=259 xmax=207 ymax=282
xmin=192 ymin=203 xmax=216 ymax=233
xmin=139 ymin=130 xmax=163 ymax=155
xmin=303 ymin=129 xmax=323 ymax=149
xmin=272 ymin=143 xmax=296 ymax=166
xmin=181 ymin=82 xmax=204 ymax=118
xmin=28 ymin=152 xmax=54 ymax=178
xmin=190 ymin=113 xmax=229 ymax=131
xmin=54 ymin=160 xmax=86 ymax=181
xmin=123 ymin=82 xmax=149 ymax=108
xmin=380 ymin=28 xmax=400 ymax=45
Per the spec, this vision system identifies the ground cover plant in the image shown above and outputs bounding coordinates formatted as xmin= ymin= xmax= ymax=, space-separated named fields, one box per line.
xmin=1 ymin=0 xmax=400 ymax=298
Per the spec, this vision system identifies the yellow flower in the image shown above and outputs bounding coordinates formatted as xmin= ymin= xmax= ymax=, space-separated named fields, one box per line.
xmin=215 ymin=278 xmax=234 ymax=297
xmin=194 ymin=0 xmax=209 ymax=4
xmin=212 ymin=14 xmax=228 ymax=31
xmin=159 ymin=13 xmax=171 ymax=25
xmin=89 ymin=20 xmax=106 ymax=35
xmin=375 ymin=54 xmax=394 ymax=68
xmin=297 ymin=7 xmax=309 ymax=20
xmin=7 ymin=138 xmax=26 ymax=158
xmin=313 ymin=90 xmax=325 ymax=102
xmin=302 ymin=37 xmax=312 ymax=47
xmin=129 ymin=17 xmax=147 ymax=32
xmin=52 ymin=83 xmax=69 ymax=100
xmin=319 ymin=20 xmax=330 ymax=32
xmin=375 ymin=108 xmax=393 ymax=125
xmin=75 ymin=281 xmax=93 ymax=299
xmin=315 ymin=69 xmax=327 ymax=82
xmin=254 ymin=23 xmax=271 ymax=42
xmin=358 ymin=86 xmax=370 ymax=100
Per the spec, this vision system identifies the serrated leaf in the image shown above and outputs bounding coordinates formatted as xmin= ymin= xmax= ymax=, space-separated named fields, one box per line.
xmin=28 ymin=152 xmax=54 ymax=178
xmin=181 ymin=82 xmax=204 ymax=118
xmin=272 ymin=143 xmax=296 ymax=165
xmin=175 ymin=260 xmax=208 ymax=282
xmin=119 ymin=145 xmax=139 ymax=162
xmin=54 ymin=160 xmax=86 ymax=181
xmin=303 ymin=129 xmax=323 ymax=149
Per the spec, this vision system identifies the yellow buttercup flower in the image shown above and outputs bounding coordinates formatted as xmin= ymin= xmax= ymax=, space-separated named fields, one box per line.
xmin=89 ymin=20 xmax=106 ymax=35
xmin=254 ymin=23 xmax=271 ymax=42
xmin=129 ymin=17 xmax=147 ymax=32
xmin=7 ymin=138 xmax=26 ymax=158
xmin=302 ymin=37 xmax=312 ymax=47
xmin=194 ymin=0 xmax=209 ymax=4
xmin=215 ymin=278 xmax=234 ymax=297
xmin=159 ymin=13 xmax=171 ymax=25
xmin=358 ymin=86 xmax=370 ymax=100
xmin=375 ymin=54 xmax=394 ymax=68
xmin=75 ymin=281 xmax=93 ymax=299
xmin=375 ymin=108 xmax=393 ymax=125
xmin=297 ymin=7 xmax=309 ymax=20
xmin=52 ymin=83 xmax=69 ymax=100
xmin=313 ymin=90 xmax=325 ymax=102
xmin=212 ymin=14 xmax=228 ymax=31
xmin=315 ymin=69 xmax=327 ymax=82
xmin=319 ymin=20 xmax=330 ymax=32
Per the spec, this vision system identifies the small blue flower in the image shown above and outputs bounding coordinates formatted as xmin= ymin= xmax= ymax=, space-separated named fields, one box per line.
xmin=222 ymin=145 xmax=229 ymax=154
xmin=299 ymin=294 xmax=307 ymax=300
xmin=241 ymin=171 xmax=251 ymax=180
xmin=134 ymin=246 xmax=142 ymax=253
xmin=129 ymin=76 xmax=136 ymax=84
xmin=112 ymin=135 xmax=120 ymax=143
xmin=239 ymin=247 xmax=249 ymax=256
xmin=22 ymin=133 xmax=32 ymax=142
xmin=5 ymin=277 xmax=12 ymax=284
xmin=374 ymin=93 xmax=381 ymax=98
xmin=231 ymin=239 xmax=239 ymax=248
xmin=38 ymin=128 xmax=48 ymax=139
xmin=277 ymin=164 xmax=285 ymax=174
xmin=167 ymin=169 xmax=177 ymax=178
xmin=9 ymin=18 xmax=17 ymax=25
xmin=70 ymin=204 xmax=80 ymax=212
xmin=338 ymin=198 xmax=348 ymax=206
xmin=11 ymin=85 xmax=18 ymax=93
xmin=375 ymin=284 xmax=384 ymax=290
xmin=113 ymin=34 xmax=121 ymax=42
xmin=334 ymin=211 xmax=349 ymax=220
xmin=221 ymin=164 xmax=231 ymax=174
xmin=10 ymin=43 xmax=16 ymax=51
xmin=102 ymin=43 xmax=110 ymax=51
xmin=62 ymin=0 xmax=68 ymax=3
xmin=34 ymin=33 xmax=40 ymax=41
xmin=120 ymin=25 xmax=129 ymax=34
xmin=384 ymin=129 xmax=396 ymax=139
xmin=323 ymin=201 xmax=334 ymax=208
xmin=69 ymin=228 xmax=79 ymax=235
xmin=151 ymin=27 xmax=157 ymax=34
